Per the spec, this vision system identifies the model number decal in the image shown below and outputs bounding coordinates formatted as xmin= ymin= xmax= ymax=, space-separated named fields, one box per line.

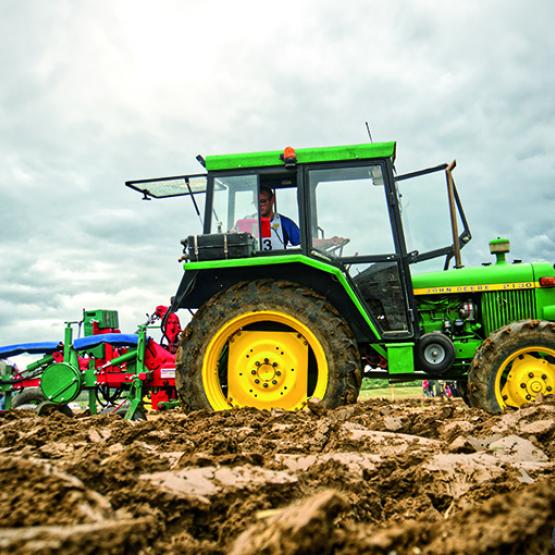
xmin=413 ymin=281 xmax=538 ymax=296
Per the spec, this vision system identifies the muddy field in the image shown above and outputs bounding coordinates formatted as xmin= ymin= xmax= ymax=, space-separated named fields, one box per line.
xmin=0 ymin=397 xmax=554 ymax=554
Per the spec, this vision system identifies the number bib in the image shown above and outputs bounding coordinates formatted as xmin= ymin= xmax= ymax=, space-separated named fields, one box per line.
xmin=261 ymin=214 xmax=285 ymax=251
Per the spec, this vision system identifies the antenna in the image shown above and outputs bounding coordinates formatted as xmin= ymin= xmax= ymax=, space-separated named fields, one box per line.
xmin=365 ymin=121 xmax=373 ymax=143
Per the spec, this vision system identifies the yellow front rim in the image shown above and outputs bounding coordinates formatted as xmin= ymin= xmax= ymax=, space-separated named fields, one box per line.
xmin=495 ymin=346 xmax=555 ymax=409
xmin=202 ymin=310 xmax=329 ymax=411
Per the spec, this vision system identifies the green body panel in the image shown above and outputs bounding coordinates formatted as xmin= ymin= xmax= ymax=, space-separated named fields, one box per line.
xmin=386 ymin=343 xmax=414 ymax=374
xmin=412 ymin=262 xmax=536 ymax=293
xmin=184 ymin=254 xmax=385 ymax=353
xmin=543 ymin=305 xmax=555 ymax=321
xmin=453 ymin=339 xmax=483 ymax=359
xmin=205 ymin=142 xmax=396 ymax=171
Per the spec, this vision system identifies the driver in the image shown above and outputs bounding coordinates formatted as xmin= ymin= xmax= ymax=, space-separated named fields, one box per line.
xmin=259 ymin=186 xmax=300 ymax=251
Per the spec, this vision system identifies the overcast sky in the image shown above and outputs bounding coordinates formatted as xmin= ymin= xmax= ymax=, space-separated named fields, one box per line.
xmin=1 ymin=0 xmax=554 ymax=349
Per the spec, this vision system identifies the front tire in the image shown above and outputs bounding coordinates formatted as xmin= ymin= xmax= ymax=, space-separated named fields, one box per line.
xmin=468 ymin=320 xmax=555 ymax=413
xmin=176 ymin=280 xmax=361 ymax=412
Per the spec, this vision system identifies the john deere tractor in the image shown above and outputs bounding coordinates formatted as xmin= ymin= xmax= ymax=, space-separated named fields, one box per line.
xmin=126 ymin=141 xmax=555 ymax=414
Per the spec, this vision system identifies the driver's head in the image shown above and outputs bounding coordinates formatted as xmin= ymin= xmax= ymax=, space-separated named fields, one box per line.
xmin=259 ymin=186 xmax=274 ymax=218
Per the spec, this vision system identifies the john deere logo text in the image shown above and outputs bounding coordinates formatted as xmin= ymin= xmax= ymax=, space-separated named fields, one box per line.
xmin=413 ymin=282 xmax=537 ymax=296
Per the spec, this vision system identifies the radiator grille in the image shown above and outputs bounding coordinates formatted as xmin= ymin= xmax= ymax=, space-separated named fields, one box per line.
xmin=482 ymin=289 xmax=537 ymax=336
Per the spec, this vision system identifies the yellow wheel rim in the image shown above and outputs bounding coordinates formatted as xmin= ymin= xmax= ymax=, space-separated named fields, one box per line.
xmin=495 ymin=346 xmax=555 ymax=409
xmin=202 ymin=310 xmax=329 ymax=411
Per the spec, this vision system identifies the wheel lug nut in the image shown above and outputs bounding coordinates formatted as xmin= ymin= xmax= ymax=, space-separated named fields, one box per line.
xmin=255 ymin=379 xmax=260 ymax=384
xmin=263 ymin=383 xmax=268 ymax=388
xmin=276 ymin=371 xmax=281 ymax=376
xmin=520 ymin=383 xmax=526 ymax=389
xmin=542 ymin=374 xmax=547 ymax=380
xmin=255 ymin=361 xmax=260 ymax=367
xmin=547 ymin=386 xmax=553 ymax=392
xmin=528 ymin=372 xmax=534 ymax=378
xmin=272 ymin=380 xmax=277 ymax=385
xmin=264 ymin=358 xmax=269 ymax=364
xmin=525 ymin=394 xmax=532 ymax=400
xmin=251 ymin=370 xmax=256 ymax=375
xmin=272 ymin=362 xmax=277 ymax=367
xmin=502 ymin=395 xmax=508 ymax=401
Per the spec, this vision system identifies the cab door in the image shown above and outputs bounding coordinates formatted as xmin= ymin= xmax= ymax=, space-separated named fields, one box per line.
xmin=304 ymin=161 xmax=414 ymax=338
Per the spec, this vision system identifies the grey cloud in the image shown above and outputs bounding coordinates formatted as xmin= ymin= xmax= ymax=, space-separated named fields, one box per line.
xmin=1 ymin=0 xmax=554 ymax=346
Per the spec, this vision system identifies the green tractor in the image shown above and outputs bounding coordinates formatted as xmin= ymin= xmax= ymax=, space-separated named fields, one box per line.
xmin=126 ymin=141 xmax=555 ymax=414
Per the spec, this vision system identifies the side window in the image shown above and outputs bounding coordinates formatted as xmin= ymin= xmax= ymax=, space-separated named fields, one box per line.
xmin=211 ymin=175 xmax=258 ymax=234
xmin=308 ymin=165 xmax=395 ymax=258
xmin=210 ymin=174 xmax=301 ymax=252
xmin=395 ymin=167 xmax=466 ymax=266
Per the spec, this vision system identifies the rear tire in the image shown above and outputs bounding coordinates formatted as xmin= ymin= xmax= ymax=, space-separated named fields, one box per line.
xmin=468 ymin=320 xmax=555 ymax=413
xmin=176 ymin=280 xmax=361 ymax=412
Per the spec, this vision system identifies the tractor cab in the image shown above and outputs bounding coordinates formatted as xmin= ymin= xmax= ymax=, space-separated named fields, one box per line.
xmin=126 ymin=142 xmax=470 ymax=340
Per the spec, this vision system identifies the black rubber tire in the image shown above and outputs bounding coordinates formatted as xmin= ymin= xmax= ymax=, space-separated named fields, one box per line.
xmin=176 ymin=280 xmax=362 ymax=412
xmin=456 ymin=379 xmax=471 ymax=406
xmin=416 ymin=332 xmax=455 ymax=375
xmin=468 ymin=320 xmax=555 ymax=414
xmin=12 ymin=387 xmax=45 ymax=409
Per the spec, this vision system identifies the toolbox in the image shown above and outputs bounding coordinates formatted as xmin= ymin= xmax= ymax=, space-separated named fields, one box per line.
xmin=185 ymin=233 xmax=257 ymax=261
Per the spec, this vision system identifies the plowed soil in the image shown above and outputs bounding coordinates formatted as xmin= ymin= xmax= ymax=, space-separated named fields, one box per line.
xmin=1 ymin=397 xmax=554 ymax=554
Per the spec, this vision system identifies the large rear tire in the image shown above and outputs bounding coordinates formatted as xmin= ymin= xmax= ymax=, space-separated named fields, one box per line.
xmin=468 ymin=320 xmax=555 ymax=413
xmin=176 ymin=280 xmax=361 ymax=412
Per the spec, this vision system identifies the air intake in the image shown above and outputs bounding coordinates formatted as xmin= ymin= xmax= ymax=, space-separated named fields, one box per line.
xmin=481 ymin=289 xmax=536 ymax=336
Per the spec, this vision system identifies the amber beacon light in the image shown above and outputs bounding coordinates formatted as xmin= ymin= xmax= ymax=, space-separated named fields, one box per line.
xmin=280 ymin=146 xmax=297 ymax=168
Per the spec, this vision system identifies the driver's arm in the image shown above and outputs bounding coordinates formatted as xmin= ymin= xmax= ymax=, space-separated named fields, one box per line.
xmin=281 ymin=215 xmax=301 ymax=246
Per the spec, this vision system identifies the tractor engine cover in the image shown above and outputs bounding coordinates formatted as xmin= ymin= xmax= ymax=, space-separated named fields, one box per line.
xmin=415 ymin=332 xmax=455 ymax=376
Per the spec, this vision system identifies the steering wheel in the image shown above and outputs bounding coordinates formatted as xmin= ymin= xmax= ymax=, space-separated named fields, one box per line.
xmin=327 ymin=236 xmax=350 ymax=256
xmin=314 ymin=236 xmax=350 ymax=256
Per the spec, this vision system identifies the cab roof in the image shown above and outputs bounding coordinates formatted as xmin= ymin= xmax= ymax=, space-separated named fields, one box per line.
xmin=204 ymin=141 xmax=396 ymax=172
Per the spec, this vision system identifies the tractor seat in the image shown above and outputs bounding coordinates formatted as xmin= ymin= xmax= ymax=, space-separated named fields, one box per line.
xmin=0 ymin=342 xmax=60 ymax=359
xmin=73 ymin=333 xmax=139 ymax=351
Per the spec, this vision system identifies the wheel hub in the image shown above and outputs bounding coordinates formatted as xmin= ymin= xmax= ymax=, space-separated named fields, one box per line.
xmin=501 ymin=352 xmax=555 ymax=407
xmin=226 ymin=330 xmax=309 ymax=410
xmin=424 ymin=344 xmax=446 ymax=365
xmin=256 ymin=360 xmax=278 ymax=383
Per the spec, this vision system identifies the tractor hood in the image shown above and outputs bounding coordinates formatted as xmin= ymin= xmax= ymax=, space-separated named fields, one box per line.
xmin=412 ymin=260 xmax=555 ymax=296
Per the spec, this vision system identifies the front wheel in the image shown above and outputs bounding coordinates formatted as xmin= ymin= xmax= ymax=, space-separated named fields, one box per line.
xmin=176 ymin=280 xmax=361 ymax=412
xmin=468 ymin=320 xmax=555 ymax=413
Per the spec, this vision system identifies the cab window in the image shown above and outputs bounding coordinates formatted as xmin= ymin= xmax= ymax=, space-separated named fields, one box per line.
xmin=308 ymin=165 xmax=394 ymax=258
xmin=211 ymin=173 xmax=301 ymax=252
